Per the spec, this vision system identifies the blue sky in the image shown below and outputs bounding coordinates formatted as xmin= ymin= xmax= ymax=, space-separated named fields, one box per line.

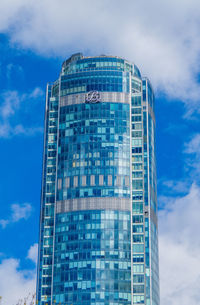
xmin=0 ymin=1 xmax=200 ymax=304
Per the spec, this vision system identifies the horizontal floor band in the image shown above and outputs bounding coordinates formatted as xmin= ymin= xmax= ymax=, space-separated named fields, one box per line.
xmin=56 ymin=197 xmax=131 ymax=213
xmin=60 ymin=92 xmax=130 ymax=106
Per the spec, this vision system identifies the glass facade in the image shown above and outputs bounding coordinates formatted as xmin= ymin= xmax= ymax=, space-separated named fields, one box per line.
xmin=53 ymin=210 xmax=131 ymax=304
xmin=37 ymin=53 xmax=160 ymax=305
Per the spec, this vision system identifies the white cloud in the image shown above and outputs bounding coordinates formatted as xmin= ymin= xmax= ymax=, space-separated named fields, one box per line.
xmin=159 ymin=183 xmax=200 ymax=305
xmin=0 ymin=203 xmax=32 ymax=228
xmin=0 ymin=88 xmax=44 ymax=138
xmin=0 ymin=0 xmax=200 ymax=104
xmin=0 ymin=245 xmax=37 ymax=305
xmin=27 ymin=243 xmax=38 ymax=265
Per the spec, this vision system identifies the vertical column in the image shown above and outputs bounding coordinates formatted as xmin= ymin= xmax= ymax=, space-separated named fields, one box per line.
xmin=143 ymin=79 xmax=160 ymax=305
xmin=143 ymin=79 xmax=151 ymax=305
xmin=37 ymin=85 xmax=59 ymax=305
xmin=131 ymin=76 xmax=145 ymax=305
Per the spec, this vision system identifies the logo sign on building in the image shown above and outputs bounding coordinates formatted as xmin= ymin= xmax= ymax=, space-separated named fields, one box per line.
xmin=85 ymin=91 xmax=101 ymax=103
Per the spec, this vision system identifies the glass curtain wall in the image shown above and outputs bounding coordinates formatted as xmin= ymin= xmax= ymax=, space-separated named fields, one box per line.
xmin=36 ymin=54 xmax=160 ymax=305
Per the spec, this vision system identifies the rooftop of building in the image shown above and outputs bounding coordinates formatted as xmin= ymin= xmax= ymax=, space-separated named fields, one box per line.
xmin=61 ymin=53 xmax=142 ymax=79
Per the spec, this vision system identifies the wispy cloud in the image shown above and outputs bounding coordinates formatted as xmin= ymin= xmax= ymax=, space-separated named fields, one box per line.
xmin=11 ymin=203 xmax=32 ymax=222
xmin=184 ymin=133 xmax=200 ymax=154
xmin=0 ymin=90 xmax=20 ymax=119
xmin=183 ymin=133 xmax=200 ymax=179
xmin=0 ymin=87 xmax=44 ymax=138
xmin=158 ymin=131 xmax=200 ymax=198
xmin=160 ymin=179 xmax=190 ymax=195
xmin=0 ymin=203 xmax=32 ymax=228
xmin=0 ymin=219 xmax=9 ymax=229
xmin=6 ymin=63 xmax=24 ymax=85
xmin=0 ymin=123 xmax=43 ymax=138
xmin=0 ymin=0 xmax=200 ymax=105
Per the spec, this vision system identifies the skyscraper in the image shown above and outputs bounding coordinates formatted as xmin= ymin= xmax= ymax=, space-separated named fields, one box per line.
xmin=36 ymin=53 xmax=160 ymax=305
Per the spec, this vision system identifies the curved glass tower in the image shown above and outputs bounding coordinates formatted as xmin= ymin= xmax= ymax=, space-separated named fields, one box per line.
xmin=36 ymin=54 xmax=160 ymax=305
